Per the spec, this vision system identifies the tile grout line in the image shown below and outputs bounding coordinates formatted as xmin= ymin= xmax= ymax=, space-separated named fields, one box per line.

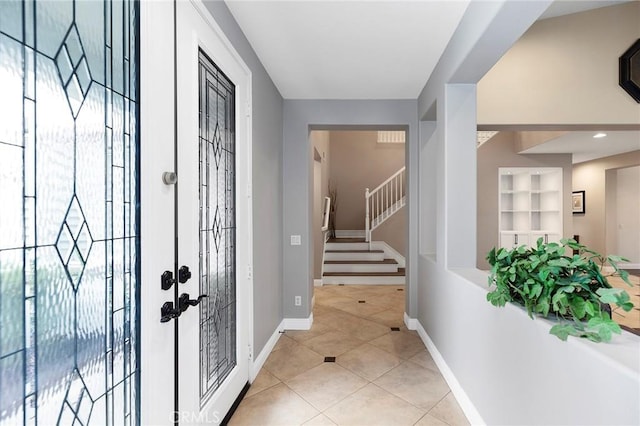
xmin=229 ymin=285 xmax=469 ymax=426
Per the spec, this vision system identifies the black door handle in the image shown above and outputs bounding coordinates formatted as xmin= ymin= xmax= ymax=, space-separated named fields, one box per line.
xmin=160 ymin=302 xmax=181 ymax=323
xmin=178 ymin=293 xmax=208 ymax=312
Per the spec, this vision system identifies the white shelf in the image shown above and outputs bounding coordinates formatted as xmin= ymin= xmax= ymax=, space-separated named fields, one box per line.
xmin=498 ymin=167 xmax=563 ymax=249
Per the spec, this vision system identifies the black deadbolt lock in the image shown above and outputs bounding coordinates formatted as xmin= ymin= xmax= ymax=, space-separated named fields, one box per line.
xmin=161 ymin=271 xmax=176 ymax=291
xmin=178 ymin=265 xmax=192 ymax=283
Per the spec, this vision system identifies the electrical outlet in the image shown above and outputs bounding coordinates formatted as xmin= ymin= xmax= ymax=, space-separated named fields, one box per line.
xmin=294 ymin=296 xmax=302 ymax=306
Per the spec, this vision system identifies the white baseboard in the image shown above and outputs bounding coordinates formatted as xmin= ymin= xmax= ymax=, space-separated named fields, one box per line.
xmin=314 ymin=279 xmax=323 ymax=287
xmin=414 ymin=320 xmax=485 ymax=426
xmin=371 ymin=241 xmax=406 ymax=268
xmin=250 ymin=320 xmax=284 ymax=382
xmin=282 ymin=314 xmax=314 ymax=330
xmin=621 ymin=263 xmax=640 ymax=269
xmin=403 ymin=312 xmax=418 ymax=330
xmin=250 ymin=313 xmax=314 ymax=381
xmin=603 ymin=264 xmax=640 ymax=274
xmin=335 ymin=229 xmax=366 ymax=238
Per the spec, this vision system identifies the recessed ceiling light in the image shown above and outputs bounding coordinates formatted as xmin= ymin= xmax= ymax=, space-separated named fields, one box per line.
xmin=593 ymin=133 xmax=607 ymax=139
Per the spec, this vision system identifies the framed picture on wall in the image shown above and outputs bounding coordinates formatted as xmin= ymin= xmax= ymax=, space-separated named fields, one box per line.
xmin=572 ymin=190 xmax=585 ymax=214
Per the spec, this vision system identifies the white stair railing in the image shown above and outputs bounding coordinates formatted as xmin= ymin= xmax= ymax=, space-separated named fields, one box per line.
xmin=365 ymin=166 xmax=406 ymax=243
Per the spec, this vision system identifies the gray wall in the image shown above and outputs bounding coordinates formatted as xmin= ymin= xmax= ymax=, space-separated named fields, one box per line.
xmin=416 ymin=1 xmax=640 ymax=424
xmin=203 ymin=1 xmax=284 ymax=356
xmin=283 ymin=100 xmax=419 ymax=319
xmin=476 ymin=132 xmax=572 ymax=269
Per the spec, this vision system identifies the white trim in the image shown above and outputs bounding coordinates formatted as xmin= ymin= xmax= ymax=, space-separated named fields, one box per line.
xmin=250 ymin=321 xmax=284 ymax=382
xmin=620 ymin=264 xmax=640 ymax=269
xmin=314 ymin=279 xmax=323 ymax=287
xmin=282 ymin=314 xmax=314 ymax=330
xmin=403 ymin=312 xmax=418 ymax=330
xmin=325 ymin=242 xmax=369 ymax=251
xmin=174 ymin=1 xmax=254 ymax=419
xmin=372 ymin=241 xmax=406 ymax=268
xmin=139 ymin=2 xmax=177 ymax=423
xmin=414 ymin=320 xmax=486 ymax=426
xmin=323 ymin=262 xmax=399 ymax=274
xmin=602 ymin=265 xmax=640 ymax=273
xmin=319 ymin=231 xmax=328 ymax=283
xmin=322 ymin=276 xmax=405 ymax=285
xmin=335 ymin=230 xmax=366 ymax=238
xmin=190 ymin=0 xmax=252 ymax=77
xmin=321 ymin=197 xmax=331 ymax=232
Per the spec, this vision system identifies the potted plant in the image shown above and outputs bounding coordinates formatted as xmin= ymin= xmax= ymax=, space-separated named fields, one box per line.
xmin=486 ymin=238 xmax=634 ymax=342
xmin=327 ymin=182 xmax=338 ymax=239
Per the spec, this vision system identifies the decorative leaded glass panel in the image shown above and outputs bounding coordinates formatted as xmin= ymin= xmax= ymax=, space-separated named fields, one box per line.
xmin=198 ymin=50 xmax=236 ymax=403
xmin=0 ymin=0 xmax=139 ymax=424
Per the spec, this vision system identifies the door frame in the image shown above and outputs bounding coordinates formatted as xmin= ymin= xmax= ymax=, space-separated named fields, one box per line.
xmin=139 ymin=1 xmax=253 ymax=423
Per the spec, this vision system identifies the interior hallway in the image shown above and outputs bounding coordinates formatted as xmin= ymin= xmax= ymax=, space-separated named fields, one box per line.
xmin=229 ymin=285 xmax=470 ymax=425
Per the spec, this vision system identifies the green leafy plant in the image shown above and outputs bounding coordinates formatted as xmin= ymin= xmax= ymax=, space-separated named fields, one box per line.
xmin=486 ymin=238 xmax=634 ymax=342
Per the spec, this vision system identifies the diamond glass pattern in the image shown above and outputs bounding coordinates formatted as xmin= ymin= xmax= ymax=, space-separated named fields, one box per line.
xmin=0 ymin=1 xmax=139 ymax=424
xmin=55 ymin=196 xmax=93 ymax=290
xmin=212 ymin=206 xmax=222 ymax=252
xmin=54 ymin=24 xmax=92 ymax=117
xmin=58 ymin=369 xmax=94 ymax=425
xmin=212 ymin=123 xmax=223 ymax=168
xmin=198 ymin=49 xmax=237 ymax=403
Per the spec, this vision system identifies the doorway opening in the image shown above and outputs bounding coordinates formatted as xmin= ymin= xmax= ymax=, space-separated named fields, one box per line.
xmin=310 ymin=129 xmax=407 ymax=302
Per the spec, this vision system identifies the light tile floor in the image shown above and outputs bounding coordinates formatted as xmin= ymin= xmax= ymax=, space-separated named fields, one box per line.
xmin=229 ymin=285 xmax=470 ymax=426
xmin=609 ymin=272 xmax=640 ymax=332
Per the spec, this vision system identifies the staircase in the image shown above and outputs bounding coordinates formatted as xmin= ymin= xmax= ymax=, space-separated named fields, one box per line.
xmin=321 ymin=166 xmax=406 ymax=285
xmin=365 ymin=167 xmax=406 ymax=244
xmin=322 ymin=237 xmax=405 ymax=285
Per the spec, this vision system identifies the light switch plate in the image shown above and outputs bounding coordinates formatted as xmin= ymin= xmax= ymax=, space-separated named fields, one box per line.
xmin=290 ymin=235 xmax=301 ymax=246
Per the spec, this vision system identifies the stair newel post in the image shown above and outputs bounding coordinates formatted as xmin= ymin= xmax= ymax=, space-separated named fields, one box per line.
xmin=365 ymin=188 xmax=370 ymax=243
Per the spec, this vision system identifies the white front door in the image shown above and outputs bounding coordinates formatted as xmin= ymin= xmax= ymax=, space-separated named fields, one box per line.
xmin=175 ymin=1 xmax=252 ymax=423
xmin=140 ymin=1 xmax=252 ymax=424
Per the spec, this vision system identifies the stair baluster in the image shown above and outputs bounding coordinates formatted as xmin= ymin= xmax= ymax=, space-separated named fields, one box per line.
xmin=365 ymin=166 xmax=406 ymax=246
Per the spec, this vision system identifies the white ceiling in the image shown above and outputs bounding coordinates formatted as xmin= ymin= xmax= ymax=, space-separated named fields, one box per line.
xmin=224 ymin=0 xmax=629 ymax=100
xmin=225 ymin=0 xmax=470 ymax=99
xmin=521 ymin=131 xmax=640 ymax=164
